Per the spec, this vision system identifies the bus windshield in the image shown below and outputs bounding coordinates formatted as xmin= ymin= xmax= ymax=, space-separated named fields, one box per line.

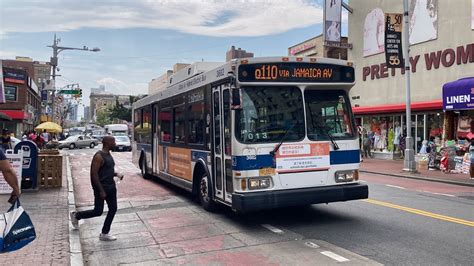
xmin=235 ymin=86 xmax=305 ymax=143
xmin=305 ymin=89 xmax=354 ymax=140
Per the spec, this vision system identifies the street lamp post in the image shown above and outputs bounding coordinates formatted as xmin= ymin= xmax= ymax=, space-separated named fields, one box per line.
xmin=402 ymin=0 xmax=416 ymax=172
xmin=48 ymin=34 xmax=100 ymax=123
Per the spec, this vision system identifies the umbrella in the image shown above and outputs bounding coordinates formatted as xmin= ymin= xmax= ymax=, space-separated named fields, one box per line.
xmin=0 ymin=112 xmax=12 ymax=121
xmin=35 ymin=122 xmax=63 ymax=133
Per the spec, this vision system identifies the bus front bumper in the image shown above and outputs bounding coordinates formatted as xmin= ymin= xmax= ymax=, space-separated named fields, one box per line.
xmin=231 ymin=183 xmax=368 ymax=212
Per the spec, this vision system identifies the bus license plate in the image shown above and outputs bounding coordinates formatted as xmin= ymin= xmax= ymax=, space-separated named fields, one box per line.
xmin=259 ymin=168 xmax=275 ymax=176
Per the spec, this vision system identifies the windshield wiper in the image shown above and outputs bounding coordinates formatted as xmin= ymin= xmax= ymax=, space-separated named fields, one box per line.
xmin=307 ymin=105 xmax=339 ymax=150
xmin=270 ymin=122 xmax=296 ymax=157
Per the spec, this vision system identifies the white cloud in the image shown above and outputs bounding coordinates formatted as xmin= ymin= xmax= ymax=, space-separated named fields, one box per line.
xmin=1 ymin=0 xmax=323 ymax=37
xmin=96 ymin=77 xmax=147 ymax=95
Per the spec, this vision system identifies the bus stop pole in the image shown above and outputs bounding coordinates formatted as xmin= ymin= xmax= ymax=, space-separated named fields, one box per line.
xmin=402 ymin=0 xmax=416 ymax=172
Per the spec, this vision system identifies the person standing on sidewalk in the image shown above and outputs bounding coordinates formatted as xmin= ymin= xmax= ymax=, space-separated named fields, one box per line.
xmin=0 ymin=149 xmax=21 ymax=203
xmin=70 ymin=136 xmax=123 ymax=241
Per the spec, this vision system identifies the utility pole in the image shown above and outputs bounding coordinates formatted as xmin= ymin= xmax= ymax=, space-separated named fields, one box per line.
xmin=48 ymin=34 xmax=100 ymax=123
xmin=402 ymin=0 xmax=416 ymax=172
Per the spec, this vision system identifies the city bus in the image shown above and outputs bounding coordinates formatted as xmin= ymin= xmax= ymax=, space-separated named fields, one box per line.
xmin=132 ymin=57 xmax=368 ymax=212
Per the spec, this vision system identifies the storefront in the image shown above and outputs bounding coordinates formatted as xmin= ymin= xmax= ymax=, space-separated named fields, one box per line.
xmin=442 ymin=77 xmax=474 ymax=141
xmin=353 ymin=101 xmax=444 ymax=159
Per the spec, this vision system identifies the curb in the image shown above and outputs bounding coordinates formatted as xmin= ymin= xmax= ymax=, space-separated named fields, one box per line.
xmin=360 ymin=170 xmax=474 ymax=187
xmin=67 ymin=156 xmax=84 ymax=266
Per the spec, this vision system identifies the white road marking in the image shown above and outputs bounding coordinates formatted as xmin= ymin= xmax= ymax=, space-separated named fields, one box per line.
xmin=321 ymin=251 xmax=350 ymax=262
xmin=386 ymin=185 xmax=406 ymax=190
xmin=431 ymin=192 xmax=455 ymax=197
xmin=304 ymin=241 xmax=320 ymax=249
xmin=261 ymin=224 xmax=284 ymax=234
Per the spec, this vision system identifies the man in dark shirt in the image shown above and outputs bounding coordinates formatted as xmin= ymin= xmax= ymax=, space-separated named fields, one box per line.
xmin=0 ymin=149 xmax=21 ymax=203
xmin=70 ymin=136 xmax=123 ymax=241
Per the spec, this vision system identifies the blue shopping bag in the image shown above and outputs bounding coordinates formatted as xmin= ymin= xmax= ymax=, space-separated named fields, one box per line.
xmin=0 ymin=199 xmax=36 ymax=253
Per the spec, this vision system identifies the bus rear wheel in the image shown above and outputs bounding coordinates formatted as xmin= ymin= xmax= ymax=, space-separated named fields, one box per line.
xmin=199 ymin=173 xmax=218 ymax=212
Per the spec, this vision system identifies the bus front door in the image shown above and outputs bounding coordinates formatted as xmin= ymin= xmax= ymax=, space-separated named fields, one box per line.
xmin=212 ymin=84 xmax=233 ymax=203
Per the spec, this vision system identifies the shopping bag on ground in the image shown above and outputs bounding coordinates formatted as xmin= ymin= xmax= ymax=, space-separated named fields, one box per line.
xmin=0 ymin=199 xmax=36 ymax=253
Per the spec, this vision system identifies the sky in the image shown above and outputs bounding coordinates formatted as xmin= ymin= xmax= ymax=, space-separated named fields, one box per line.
xmin=0 ymin=0 xmax=348 ymax=120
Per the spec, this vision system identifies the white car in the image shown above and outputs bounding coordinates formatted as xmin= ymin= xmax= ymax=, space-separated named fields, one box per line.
xmin=113 ymin=136 xmax=131 ymax=152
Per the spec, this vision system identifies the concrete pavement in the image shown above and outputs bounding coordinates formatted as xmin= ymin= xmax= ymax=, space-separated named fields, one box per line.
xmin=0 ymin=155 xmax=70 ymax=265
xmin=69 ymin=151 xmax=380 ymax=265
xmin=360 ymin=158 xmax=474 ymax=187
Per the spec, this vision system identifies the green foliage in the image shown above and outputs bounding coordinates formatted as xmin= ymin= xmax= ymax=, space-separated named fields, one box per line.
xmin=108 ymin=100 xmax=131 ymax=122
xmin=96 ymin=109 xmax=112 ymax=126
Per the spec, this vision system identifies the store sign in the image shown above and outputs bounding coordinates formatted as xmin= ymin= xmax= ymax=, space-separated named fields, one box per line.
xmin=384 ymin=13 xmax=403 ymax=68
xmin=3 ymin=70 xmax=26 ymax=84
xmin=362 ymin=43 xmax=474 ymax=81
xmin=443 ymin=83 xmax=474 ymax=111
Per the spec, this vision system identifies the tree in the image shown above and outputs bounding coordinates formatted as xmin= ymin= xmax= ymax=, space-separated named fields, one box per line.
xmin=96 ymin=109 xmax=112 ymax=126
xmin=109 ymin=103 xmax=131 ymax=122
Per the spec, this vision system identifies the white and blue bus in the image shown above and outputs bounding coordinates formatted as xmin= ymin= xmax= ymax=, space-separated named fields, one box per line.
xmin=132 ymin=57 xmax=368 ymax=212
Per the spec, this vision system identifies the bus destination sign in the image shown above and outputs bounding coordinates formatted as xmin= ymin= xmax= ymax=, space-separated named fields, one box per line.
xmin=238 ymin=63 xmax=354 ymax=83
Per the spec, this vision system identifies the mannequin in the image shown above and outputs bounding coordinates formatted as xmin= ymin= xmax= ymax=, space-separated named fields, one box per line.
xmin=393 ymin=121 xmax=401 ymax=151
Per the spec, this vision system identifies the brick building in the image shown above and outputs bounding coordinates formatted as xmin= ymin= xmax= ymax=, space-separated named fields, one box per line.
xmin=1 ymin=59 xmax=42 ymax=136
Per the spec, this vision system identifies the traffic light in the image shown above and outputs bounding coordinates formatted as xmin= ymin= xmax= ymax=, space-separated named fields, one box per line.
xmin=79 ymin=88 xmax=82 ymax=97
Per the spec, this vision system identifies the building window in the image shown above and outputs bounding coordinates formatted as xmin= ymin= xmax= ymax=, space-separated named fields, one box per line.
xmin=4 ymin=86 xmax=17 ymax=102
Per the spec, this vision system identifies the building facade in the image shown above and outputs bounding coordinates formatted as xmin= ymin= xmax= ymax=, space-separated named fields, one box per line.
xmin=348 ymin=0 xmax=474 ymax=158
xmin=148 ymin=70 xmax=173 ymax=95
xmin=288 ymin=34 xmax=349 ymax=59
xmin=226 ymin=46 xmax=254 ymax=61
xmin=1 ymin=60 xmax=42 ymax=136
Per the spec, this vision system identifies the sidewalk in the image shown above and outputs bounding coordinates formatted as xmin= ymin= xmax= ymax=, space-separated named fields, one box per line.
xmin=70 ymin=152 xmax=381 ymax=266
xmin=0 ymin=155 xmax=70 ymax=265
xmin=360 ymin=158 xmax=474 ymax=187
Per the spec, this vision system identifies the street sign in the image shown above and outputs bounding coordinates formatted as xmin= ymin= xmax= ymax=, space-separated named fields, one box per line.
xmin=384 ymin=13 xmax=403 ymax=68
xmin=58 ymin=89 xmax=80 ymax=95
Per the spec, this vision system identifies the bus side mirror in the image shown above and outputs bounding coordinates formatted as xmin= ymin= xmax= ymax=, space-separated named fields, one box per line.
xmin=231 ymin=88 xmax=242 ymax=110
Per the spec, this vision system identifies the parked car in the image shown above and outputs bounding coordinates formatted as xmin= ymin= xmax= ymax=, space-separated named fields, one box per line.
xmin=58 ymin=135 xmax=99 ymax=149
xmin=113 ymin=136 xmax=131 ymax=151
xmin=91 ymin=130 xmax=107 ymax=142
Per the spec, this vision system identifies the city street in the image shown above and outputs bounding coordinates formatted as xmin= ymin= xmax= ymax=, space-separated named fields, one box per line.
xmin=67 ymin=147 xmax=473 ymax=265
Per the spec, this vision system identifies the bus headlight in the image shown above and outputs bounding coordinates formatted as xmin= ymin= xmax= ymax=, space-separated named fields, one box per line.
xmin=335 ymin=170 xmax=359 ymax=183
xmin=248 ymin=177 xmax=271 ymax=190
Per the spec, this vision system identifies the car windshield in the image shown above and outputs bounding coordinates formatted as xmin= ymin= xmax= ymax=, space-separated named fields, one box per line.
xmin=305 ymin=89 xmax=355 ymax=140
xmin=115 ymin=136 xmax=129 ymax=142
xmin=65 ymin=136 xmax=77 ymax=141
xmin=235 ymin=86 xmax=305 ymax=143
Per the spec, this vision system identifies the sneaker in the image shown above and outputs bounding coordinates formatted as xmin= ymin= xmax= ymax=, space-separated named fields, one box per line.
xmin=70 ymin=211 xmax=79 ymax=230
xmin=99 ymin=233 xmax=117 ymax=241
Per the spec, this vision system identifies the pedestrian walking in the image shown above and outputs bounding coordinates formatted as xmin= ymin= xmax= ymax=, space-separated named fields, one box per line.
xmin=469 ymin=139 xmax=474 ymax=178
xmin=0 ymin=149 xmax=21 ymax=203
xmin=70 ymin=136 xmax=123 ymax=241
xmin=363 ymin=133 xmax=372 ymax=158
xmin=427 ymin=136 xmax=437 ymax=170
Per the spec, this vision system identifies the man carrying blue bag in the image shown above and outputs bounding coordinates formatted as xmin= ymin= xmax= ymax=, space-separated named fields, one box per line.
xmin=0 ymin=149 xmax=36 ymax=253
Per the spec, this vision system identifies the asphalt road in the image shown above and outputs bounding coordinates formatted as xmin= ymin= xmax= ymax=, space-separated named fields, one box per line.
xmin=64 ymin=147 xmax=474 ymax=265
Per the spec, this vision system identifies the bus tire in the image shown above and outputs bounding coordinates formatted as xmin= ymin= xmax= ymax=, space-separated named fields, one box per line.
xmin=140 ymin=157 xmax=151 ymax=180
xmin=198 ymin=172 xmax=218 ymax=212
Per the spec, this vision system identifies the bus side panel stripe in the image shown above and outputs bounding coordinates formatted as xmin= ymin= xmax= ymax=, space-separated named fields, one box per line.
xmin=232 ymin=149 xmax=360 ymax=171
xmin=232 ymin=155 xmax=274 ymax=171
xmin=330 ymin=150 xmax=360 ymax=164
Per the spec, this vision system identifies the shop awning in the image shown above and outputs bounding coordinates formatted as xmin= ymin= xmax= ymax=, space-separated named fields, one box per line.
xmin=442 ymin=77 xmax=474 ymax=111
xmin=0 ymin=110 xmax=27 ymax=120
xmin=352 ymin=100 xmax=442 ymax=115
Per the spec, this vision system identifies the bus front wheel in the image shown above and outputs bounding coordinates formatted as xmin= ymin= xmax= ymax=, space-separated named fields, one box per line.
xmin=199 ymin=173 xmax=218 ymax=212
xmin=140 ymin=158 xmax=151 ymax=180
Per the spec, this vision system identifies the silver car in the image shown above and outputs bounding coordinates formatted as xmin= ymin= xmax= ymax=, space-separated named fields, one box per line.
xmin=58 ymin=135 xmax=98 ymax=149
xmin=113 ymin=136 xmax=131 ymax=151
